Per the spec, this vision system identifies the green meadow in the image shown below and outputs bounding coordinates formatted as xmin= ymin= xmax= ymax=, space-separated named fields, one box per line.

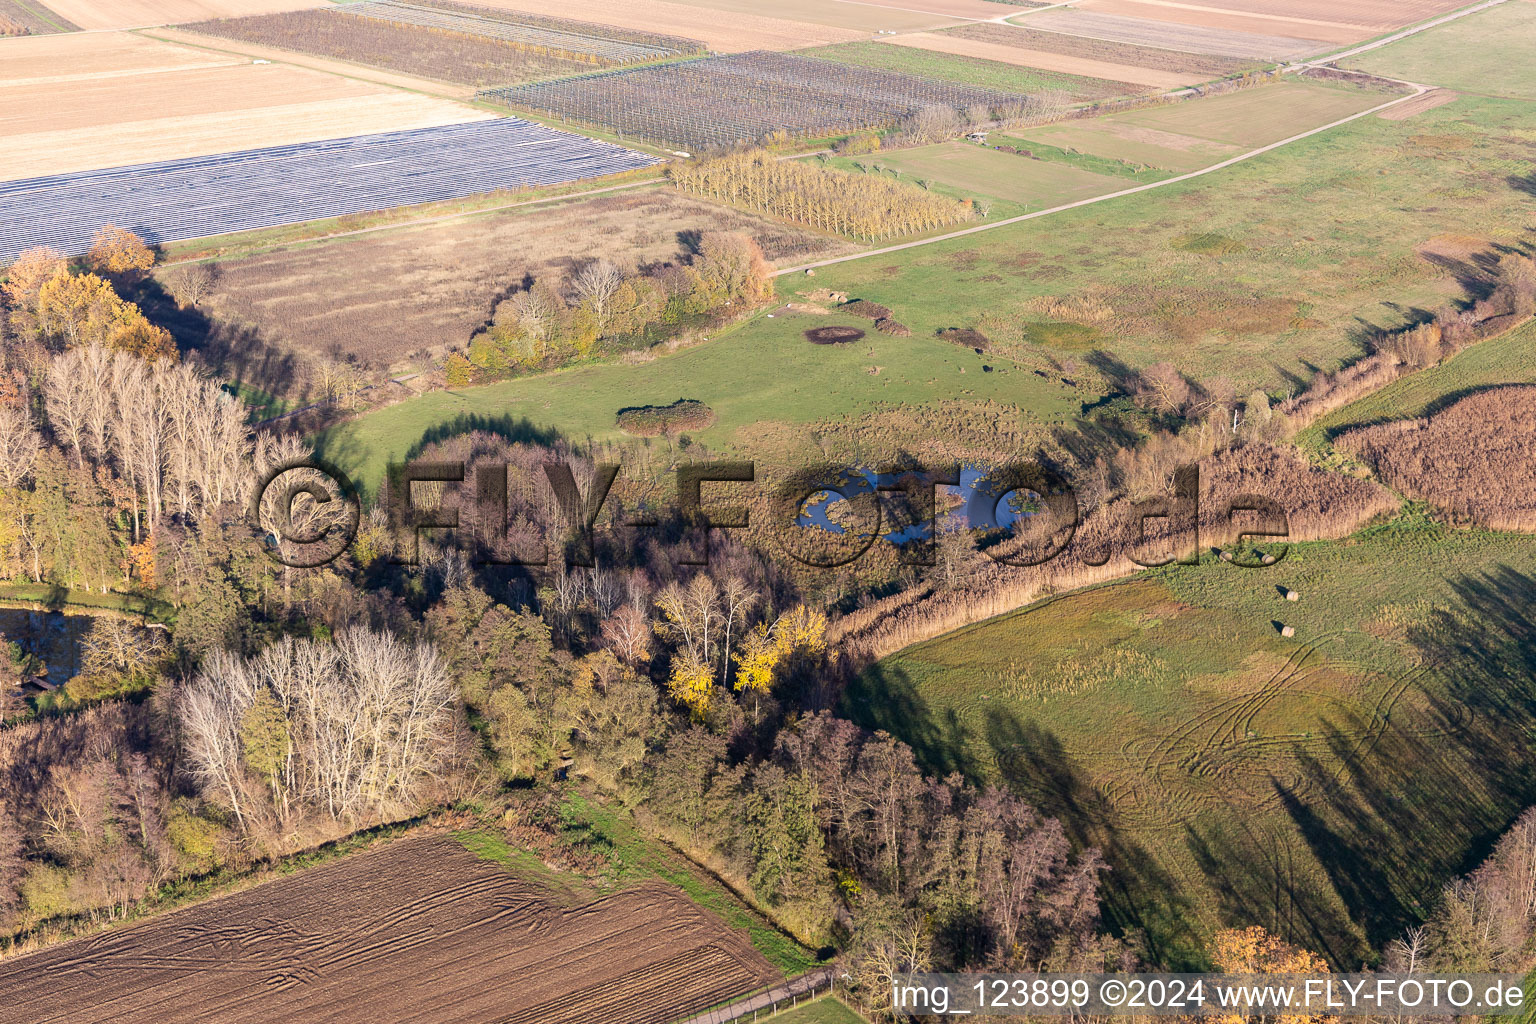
xmin=844 ymin=519 xmax=1536 ymax=967
xmin=316 ymin=308 xmax=1084 ymax=494
xmin=1343 ymin=2 xmax=1536 ymax=101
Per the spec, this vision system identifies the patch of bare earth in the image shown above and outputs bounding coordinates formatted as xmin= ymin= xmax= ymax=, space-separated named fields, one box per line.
xmin=0 ymin=834 xmax=780 ymax=1024
xmin=179 ymin=190 xmax=853 ymax=372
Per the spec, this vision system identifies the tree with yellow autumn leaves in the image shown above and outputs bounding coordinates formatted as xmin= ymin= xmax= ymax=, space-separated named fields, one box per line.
xmin=3 ymin=237 xmax=175 ymax=363
xmin=654 ymin=572 xmax=828 ymax=718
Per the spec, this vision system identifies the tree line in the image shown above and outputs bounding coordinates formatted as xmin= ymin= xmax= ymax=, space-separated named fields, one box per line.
xmin=456 ymin=231 xmax=772 ymax=383
xmin=669 ymin=150 xmax=975 ymax=242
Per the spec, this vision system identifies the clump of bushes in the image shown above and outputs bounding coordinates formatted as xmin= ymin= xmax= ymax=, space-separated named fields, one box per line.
xmin=937 ymin=327 xmax=990 ymax=351
xmin=834 ymin=133 xmax=881 ymax=155
xmin=616 ymin=399 xmax=716 ymax=436
xmin=466 ymin=232 xmax=772 ymax=381
xmin=875 ymin=318 xmax=910 ymax=337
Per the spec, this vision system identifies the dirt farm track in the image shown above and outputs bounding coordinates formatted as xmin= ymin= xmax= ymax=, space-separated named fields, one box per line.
xmin=0 ymin=835 xmax=781 ymax=1024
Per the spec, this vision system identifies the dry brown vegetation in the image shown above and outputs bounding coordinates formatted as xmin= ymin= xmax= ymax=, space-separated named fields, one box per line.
xmin=1338 ymin=386 xmax=1536 ymax=532
xmin=616 ymin=399 xmax=716 ymax=436
xmin=947 ymin=23 xmax=1263 ymax=77
xmin=0 ymin=834 xmax=780 ymax=1024
xmin=0 ymin=0 xmax=76 ymax=33
xmin=830 ymin=443 xmax=1396 ymax=659
xmin=182 ymin=4 xmax=698 ymax=88
xmin=163 ymin=190 xmax=852 ymax=387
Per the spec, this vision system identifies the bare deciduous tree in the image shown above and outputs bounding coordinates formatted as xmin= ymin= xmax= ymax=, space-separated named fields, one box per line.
xmin=178 ymin=630 xmax=455 ymax=830
xmin=0 ymin=403 xmax=40 ymax=487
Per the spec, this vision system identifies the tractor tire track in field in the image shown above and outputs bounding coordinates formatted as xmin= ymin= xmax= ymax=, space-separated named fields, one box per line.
xmin=993 ymin=631 xmax=1473 ymax=834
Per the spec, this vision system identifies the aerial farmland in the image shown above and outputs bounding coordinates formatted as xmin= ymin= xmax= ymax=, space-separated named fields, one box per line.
xmin=1 ymin=0 xmax=1534 ymax=1021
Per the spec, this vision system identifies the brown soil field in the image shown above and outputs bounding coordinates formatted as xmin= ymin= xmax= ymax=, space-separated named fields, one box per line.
xmin=1031 ymin=7 xmax=1328 ymax=58
xmin=146 ymin=25 xmax=480 ymax=97
xmin=659 ymin=0 xmax=968 ymax=32
xmin=1073 ymin=0 xmax=1365 ymax=44
xmin=0 ymin=834 xmax=781 ymax=1024
xmin=0 ymin=52 xmax=487 ymax=180
xmin=1337 ymin=386 xmax=1536 ymax=532
xmin=1123 ymin=0 xmax=1470 ymax=32
xmin=460 ymin=0 xmax=867 ymax=51
xmin=0 ymin=29 xmax=241 ymax=85
xmin=883 ymin=31 xmax=1190 ymax=89
xmin=1378 ymin=88 xmax=1459 ymax=120
xmin=175 ymin=189 xmax=856 ymax=374
xmin=947 ymin=22 xmax=1263 ymax=76
xmin=38 ymin=0 xmax=319 ymax=30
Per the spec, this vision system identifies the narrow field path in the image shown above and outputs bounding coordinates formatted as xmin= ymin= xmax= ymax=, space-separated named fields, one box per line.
xmin=774 ymin=0 xmax=1507 ymax=277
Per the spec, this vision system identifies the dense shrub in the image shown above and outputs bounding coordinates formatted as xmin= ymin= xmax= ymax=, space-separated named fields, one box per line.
xmin=937 ymin=327 xmax=990 ymax=351
xmin=616 ymin=399 xmax=716 ymax=436
xmin=1337 ymin=385 xmax=1536 ymax=531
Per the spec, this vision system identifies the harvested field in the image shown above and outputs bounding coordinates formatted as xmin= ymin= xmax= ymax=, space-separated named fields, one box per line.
xmin=1021 ymin=8 xmax=1324 ymax=60
xmin=0 ymin=834 xmax=781 ymax=1024
xmin=945 ymin=22 xmax=1264 ymax=77
xmin=167 ymin=190 xmax=852 ymax=375
xmin=452 ymin=0 xmax=865 ymax=52
xmin=1378 ymin=89 xmax=1459 ymax=121
xmin=662 ymin=0 xmax=971 ymax=32
xmin=0 ymin=29 xmax=240 ymax=85
xmin=0 ymin=119 xmax=654 ymax=263
xmin=1071 ymin=0 xmax=1362 ymax=46
xmin=1337 ymin=386 xmax=1536 ymax=532
xmin=0 ymin=34 xmax=489 ymax=180
xmin=484 ymin=50 xmax=1027 ymax=152
xmin=1099 ymin=80 xmax=1392 ymax=149
xmin=148 ymin=25 xmax=482 ymax=97
xmin=881 ymin=31 xmax=1180 ymax=90
xmin=1148 ymin=0 xmax=1468 ymax=30
xmin=185 ymin=3 xmax=704 ymax=88
xmin=0 ymin=0 xmax=79 ymax=33
xmin=37 ymin=0 xmax=318 ymax=31
xmin=801 ymin=39 xmax=1136 ymax=101
xmin=1007 ymin=120 xmax=1241 ymax=172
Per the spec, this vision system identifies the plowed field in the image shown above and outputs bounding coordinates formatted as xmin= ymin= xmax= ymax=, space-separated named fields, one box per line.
xmin=38 ymin=0 xmax=318 ymax=30
xmin=0 ymin=834 xmax=781 ymax=1024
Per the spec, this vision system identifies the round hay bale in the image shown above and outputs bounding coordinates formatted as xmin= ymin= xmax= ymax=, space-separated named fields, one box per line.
xmin=1281 ymin=624 xmax=1296 ymax=638
xmin=1286 ymin=590 xmax=1299 ymax=601
xmin=805 ymin=325 xmax=865 ymax=345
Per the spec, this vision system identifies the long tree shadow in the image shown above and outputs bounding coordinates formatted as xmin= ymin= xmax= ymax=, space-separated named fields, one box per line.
xmin=1275 ymin=565 xmax=1536 ymax=956
xmin=839 ymin=662 xmax=983 ymax=783
xmin=983 ymin=710 xmax=1203 ymax=969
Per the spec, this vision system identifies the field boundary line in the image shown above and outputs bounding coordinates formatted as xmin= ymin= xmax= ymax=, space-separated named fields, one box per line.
xmin=676 ymin=968 xmax=838 ymax=1024
xmin=130 ymin=27 xmax=479 ymax=101
xmin=774 ymin=82 xmax=1429 ymax=275
xmin=157 ymin=176 xmax=667 ymax=267
xmin=1297 ymin=0 xmax=1509 ymax=66
xmin=775 ymin=0 xmax=1507 ymax=277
